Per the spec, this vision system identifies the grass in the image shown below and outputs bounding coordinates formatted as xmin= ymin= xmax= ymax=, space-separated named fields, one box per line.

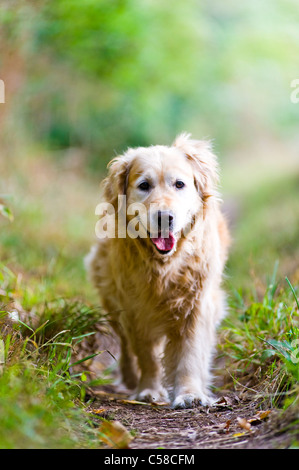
xmin=0 ymin=142 xmax=299 ymax=447
xmin=219 ymin=167 xmax=299 ymax=416
xmin=0 ymin=143 xmax=100 ymax=301
xmin=224 ymin=172 xmax=299 ymax=289
xmin=0 ymin=323 xmax=99 ymax=448
xmin=0 ymin=261 xmax=110 ymax=448
xmin=0 ymin=146 xmax=111 ymax=447
xmin=219 ymin=271 xmax=299 ymax=408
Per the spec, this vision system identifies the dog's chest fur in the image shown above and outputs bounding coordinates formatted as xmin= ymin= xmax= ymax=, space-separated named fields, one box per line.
xmin=106 ymin=236 xmax=213 ymax=330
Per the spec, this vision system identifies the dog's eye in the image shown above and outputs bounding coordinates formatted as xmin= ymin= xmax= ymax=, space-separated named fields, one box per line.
xmin=138 ymin=181 xmax=150 ymax=191
xmin=175 ymin=180 xmax=185 ymax=189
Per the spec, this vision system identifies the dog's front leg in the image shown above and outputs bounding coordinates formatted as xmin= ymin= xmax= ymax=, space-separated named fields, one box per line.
xmin=132 ymin=337 xmax=169 ymax=403
xmin=164 ymin=314 xmax=217 ymax=409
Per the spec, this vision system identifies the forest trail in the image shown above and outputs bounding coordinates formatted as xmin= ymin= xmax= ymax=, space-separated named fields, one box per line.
xmin=86 ymin=385 xmax=298 ymax=449
xmin=79 ymin=318 xmax=299 ymax=450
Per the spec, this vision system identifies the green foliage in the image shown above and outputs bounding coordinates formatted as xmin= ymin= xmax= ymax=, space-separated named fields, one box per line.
xmin=221 ymin=274 xmax=299 ymax=406
xmin=0 ymin=327 xmax=99 ymax=448
xmin=2 ymin=0 xmax=299 ymax=167
xmin=0 ymin=261 xmax=110 ymax=448
xmin=1 ymin=0 xmax=299 ymax=448
xmin=227 ymin=173 xmax=299 ymax=289
xmin=0 ymin=204 xmax=13 ymax=222
xmin=0 ymin=195 xmax=14 ymax=222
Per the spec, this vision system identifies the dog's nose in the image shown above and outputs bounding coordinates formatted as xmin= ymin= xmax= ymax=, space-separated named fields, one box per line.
xmin=157 ymin=210 xmax=174 ymax=231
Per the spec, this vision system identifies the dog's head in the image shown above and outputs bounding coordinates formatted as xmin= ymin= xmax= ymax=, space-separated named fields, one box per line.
xmin=102 ymin=133 xmax=219 ymax=257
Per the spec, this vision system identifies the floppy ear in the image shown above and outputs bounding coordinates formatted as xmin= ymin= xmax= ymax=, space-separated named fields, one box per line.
xmin=173 ymin=132 xmax=219 ymax=200
xmin=102 ymin=154 xmax=131 ymax=209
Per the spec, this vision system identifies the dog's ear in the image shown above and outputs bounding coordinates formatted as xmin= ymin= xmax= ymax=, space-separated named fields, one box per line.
xmin=102 ymin=154 xmax=131 ymax=208
xmin=173 ymin=132 xmax=219 ymax=200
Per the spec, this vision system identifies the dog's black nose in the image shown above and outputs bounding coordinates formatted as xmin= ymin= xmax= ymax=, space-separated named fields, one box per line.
xmin=157 ymin=211 xmax=174 ymax=231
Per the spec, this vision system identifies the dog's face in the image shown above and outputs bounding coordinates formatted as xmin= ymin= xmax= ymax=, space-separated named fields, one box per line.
xmin=125 ymin=146 xmax=201 ymax=255
xmin=103 ymin=133 xmax=219 ymax=257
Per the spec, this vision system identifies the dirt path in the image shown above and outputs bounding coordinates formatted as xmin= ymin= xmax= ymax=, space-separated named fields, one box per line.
xmin=87 ymin=387 xmax=298 ymax=449
xmin=77 ymin=330 xmax=299 ymax=450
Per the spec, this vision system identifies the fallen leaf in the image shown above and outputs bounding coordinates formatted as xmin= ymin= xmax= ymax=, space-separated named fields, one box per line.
xmin=118 ymin=399 xmax=151 ymax=406
xmin=118 ymin=398 xmax=168 ymax=406
xmin=257 ymin=410 xmax=271 ymax=420
xmin=215 ymin=396 xmax=231 ymax=405
xmin=92 ymin=408 xmax=107 ymax=414
xmin=237 ymin=417 xmax=251 ymax=432
xmin=213 ymin=396 xmax=233 ymax=410
xmin=247 ymin=417 xmax=262 ymax=426
xmin=248 ymin=410 xmax=272 ymax=426
xmin=232 ymin=432 xmax=246 ymax=437
xmin=224 ymin=420 xmax=231 ymax=433
xmin=99 ymin=420 xmax=133 ymax=449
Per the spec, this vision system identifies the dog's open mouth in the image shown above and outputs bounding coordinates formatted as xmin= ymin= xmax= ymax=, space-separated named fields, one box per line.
xmin=150 ymin=231 xmax=176 ymax=254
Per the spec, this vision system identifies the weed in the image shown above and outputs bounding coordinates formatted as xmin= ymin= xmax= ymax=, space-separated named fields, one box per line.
xmin=220 ymin=273 xmax=299 ymax=407
xmin=0 ymin=263 xmax=111 ymax=448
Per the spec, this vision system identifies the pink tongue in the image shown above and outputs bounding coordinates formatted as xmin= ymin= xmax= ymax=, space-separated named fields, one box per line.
xmin=151 ymin=233 xmax=176 ymax=252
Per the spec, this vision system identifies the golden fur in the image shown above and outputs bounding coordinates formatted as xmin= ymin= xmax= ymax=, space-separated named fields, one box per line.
xmin=86 ymin=133 xmax=230 ymax=408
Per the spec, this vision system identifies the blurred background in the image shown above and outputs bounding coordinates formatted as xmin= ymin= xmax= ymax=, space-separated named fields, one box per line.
xmin=1 ymin=0 xmax=299 ymax=301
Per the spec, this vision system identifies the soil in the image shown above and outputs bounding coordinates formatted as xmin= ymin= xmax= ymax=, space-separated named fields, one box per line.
xmin=78 ymin=329 xmax=299 ymax=450
xmin=87 ymin=386 xmax=299 ymax=450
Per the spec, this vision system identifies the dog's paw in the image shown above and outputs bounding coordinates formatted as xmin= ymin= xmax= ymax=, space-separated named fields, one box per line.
xmin=172 ymin=392 xmax=215 ymax=409
xmin=135 ymin=387 xmax=169 ymax=404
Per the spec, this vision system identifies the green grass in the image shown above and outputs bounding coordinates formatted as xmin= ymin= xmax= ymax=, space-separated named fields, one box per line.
xmin=0 ymin=147 xmax=117 ymax=448
xmin=219 ymin=270 xmax=299 ymax=407
xmin=0 ymin=359 xmax=95 ymax=449
xmin=225 ymin=172 xmax=299 ymax=289
xmin=0 ymin=262 xmax=109 ymax=448
xmin=220 ymin=169 xmax=299 ymax=411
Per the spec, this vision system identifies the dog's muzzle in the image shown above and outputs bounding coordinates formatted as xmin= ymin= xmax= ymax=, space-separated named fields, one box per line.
xmin=149 ymin=210 xmax=176 ymax=254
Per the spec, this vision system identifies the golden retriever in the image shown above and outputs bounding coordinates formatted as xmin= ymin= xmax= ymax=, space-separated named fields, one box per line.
xmin=86 ymin=133 xmax=230 ymax=408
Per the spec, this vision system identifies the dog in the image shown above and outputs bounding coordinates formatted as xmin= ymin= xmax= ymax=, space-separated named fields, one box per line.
xmin=86 ymin=133 xmax=230 ymax=408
